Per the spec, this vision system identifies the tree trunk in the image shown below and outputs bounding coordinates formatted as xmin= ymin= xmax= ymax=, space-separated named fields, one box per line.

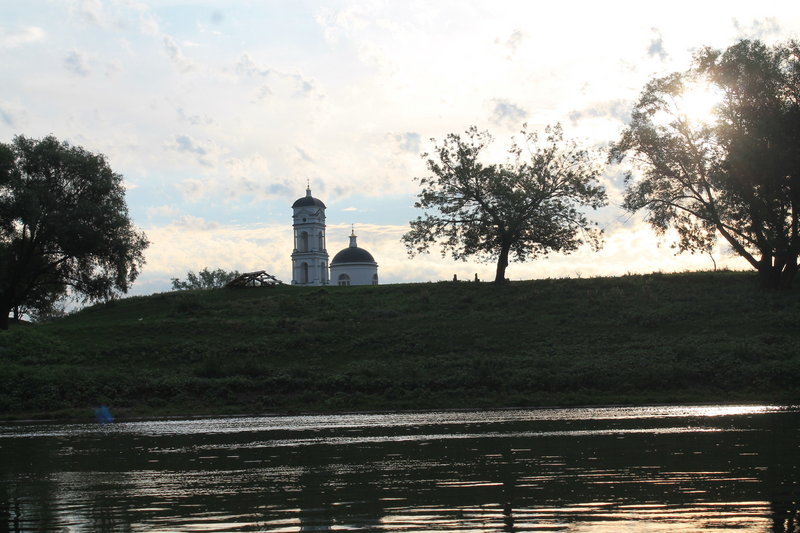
xmin=757 ymin=258 xmax=797 ymax=289
xmin=494 ymin=243 xmax=511 ymax=284
xmin=781 ymin=260 xmax=798 ymax=289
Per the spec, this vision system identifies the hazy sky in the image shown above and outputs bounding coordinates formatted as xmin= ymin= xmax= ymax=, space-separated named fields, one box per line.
xmin=2 ymin=1 xmax=799 ymax=293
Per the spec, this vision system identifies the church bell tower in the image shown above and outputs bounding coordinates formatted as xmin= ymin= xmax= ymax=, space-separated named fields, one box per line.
xmin=291 ymin=186 xmax=329 ymax=285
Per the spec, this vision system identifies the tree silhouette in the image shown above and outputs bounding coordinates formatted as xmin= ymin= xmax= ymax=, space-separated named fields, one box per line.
xmin=404 ymin=124 xmax=607 ymax=283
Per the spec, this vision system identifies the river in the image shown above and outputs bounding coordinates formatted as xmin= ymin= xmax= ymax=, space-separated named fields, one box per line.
xmin=1 ymin=405 xmax=798 ymax=532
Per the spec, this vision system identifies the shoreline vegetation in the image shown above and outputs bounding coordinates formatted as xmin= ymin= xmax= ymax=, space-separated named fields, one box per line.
xmin=1 ymin=270 xmax=799 ymax=421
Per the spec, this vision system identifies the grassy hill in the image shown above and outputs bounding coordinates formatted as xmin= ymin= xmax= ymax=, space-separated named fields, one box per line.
xmin=1 ymin=271 xmax=799 ymax=420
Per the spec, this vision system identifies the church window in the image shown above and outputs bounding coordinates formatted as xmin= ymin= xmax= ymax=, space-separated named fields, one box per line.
xmin=338 ymin=273 xmax=350 ymax=286
xmin=301 ymin=263 xmax=309 ymax=284
xmin=372 ymin=273 xmax=379 ymax=285
xmin=300 ymin=231 xmax=309 ymax=252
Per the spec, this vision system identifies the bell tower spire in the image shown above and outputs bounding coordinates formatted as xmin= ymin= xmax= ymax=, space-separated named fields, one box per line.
xmin=291 ymin=185 xmax=328 ymax=285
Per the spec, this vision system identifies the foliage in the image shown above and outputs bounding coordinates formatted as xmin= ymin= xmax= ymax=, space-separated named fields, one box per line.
xmin=403 ymin=124 xmax=607 ymax=283
xmin=0 ymin=135 xmax=148 ymax=328
xmin=171 ymin=267 xmax=241 ymax=290
xmin=10 ymin=270 xmax=66 ymax=322
xmin=610 ymin=39 xmax=800 ymax=289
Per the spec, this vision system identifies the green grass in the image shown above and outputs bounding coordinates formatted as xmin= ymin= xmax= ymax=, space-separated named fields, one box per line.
xmin=2 ymin=270 xmax=799 ymax=420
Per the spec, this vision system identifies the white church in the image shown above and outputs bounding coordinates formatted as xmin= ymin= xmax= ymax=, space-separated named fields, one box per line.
xmin=291 ymin=187 xmax=379 ymax=286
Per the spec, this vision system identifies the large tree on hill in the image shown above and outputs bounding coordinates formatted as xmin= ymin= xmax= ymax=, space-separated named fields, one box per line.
xmin=403 ymin=124 xmax=607 ymax=283
xmin=0 ymin=135 xmax=148 ymax=329
xmin=610 ymin=39 xmax=800 ymax=289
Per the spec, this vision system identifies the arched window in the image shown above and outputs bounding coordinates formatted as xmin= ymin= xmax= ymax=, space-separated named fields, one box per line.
xmin=372 ymin=273 xmax=379 ymax=285
xmin=300 ymin=231 xmax=309 ymax=252
xmin=318 ymin=231 xmax=325 ymax=251
xmin=301 ymin=262 xmax=309 ymax=284
xmin=338 ymin=273 xmax=350 ymax=286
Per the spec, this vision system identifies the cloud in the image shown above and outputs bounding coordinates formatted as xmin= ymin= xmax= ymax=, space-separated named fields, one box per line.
xmin=235 ymin=53 xmax=316 ymax=98
xmin=734 ymin=17 xmax=781 ymax=39
xmin=0 ymin=26 xmax=45 ymax=48
xmin=173 ymin=215 xmax=219 ymax=231
xmin=177 ymin=179 xmax=208 ymax=202
xmin=70 ymin=0 xmax=106 ymax=26
xmin=163 ymin=35 xmax=194 ymax=72
xmin=490 ymin=99 xmax=527 ymax=127
xmin=267 ymin=182 xmax=293 ymax=196
xmin=223 ymin=154 xmax=295 ymax=201
xmin=295 ymin=147 xmax=314 ymax=162
xmin=174 ymin=135 xmax=207 ymax=156
xmin=139 ymin=12 xmax=160 ymax=36
xmin=64 ymin=50 xmax=90 ymax=76
xmin=236 ymin=53 xmax=268 ymax=77
xmin=177 ymin=108 xmax=213 ymax=126
xmin=647 ymin=29 xmax=668 ymax=61
xmin=568 ymin=100 xmax=632 ymax=125
xmin=136 ymin=221 xmax=294 ymax=291
xmin=342 ymin=207 xmax=359 ymax=212
xmin=146 ymin=205 xmax=181 ymax=219
xmin=0 ymin=105 xmax=16 ymax=127
xmin=396 ymin=132 xmax=421 ymax=153
xmin=496 ymin=28 xmax=524 ymax=58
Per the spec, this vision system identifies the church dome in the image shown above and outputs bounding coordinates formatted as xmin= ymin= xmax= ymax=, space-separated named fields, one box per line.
xmin=329 ymin=229 xmax=378 ymax=286
xmin=331 ymin=246 xmax=376 ymax=265
xmin=292 ymin=187 xmax=326 ymax=209
xmin=331 ymin=229 xmax=377 ymax=265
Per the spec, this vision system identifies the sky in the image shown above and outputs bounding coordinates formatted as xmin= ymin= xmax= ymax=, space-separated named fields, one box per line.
xmin=2 ymin=1 xmax=800 ymax=294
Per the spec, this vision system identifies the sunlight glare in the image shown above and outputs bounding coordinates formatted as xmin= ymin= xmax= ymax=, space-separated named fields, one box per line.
xmin=677 ymin=82 xmax=722 ymax=126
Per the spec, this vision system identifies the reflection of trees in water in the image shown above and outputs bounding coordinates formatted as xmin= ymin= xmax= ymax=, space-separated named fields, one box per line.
xmin=295 ymin=456 xmax=386 ymax=531
xmin=0 ymin=435 xmax=63 ymax=533
xmin=765 ymin=413 xmax=800 ymax=533
xmin=772 ymin=500 xmax=799 ymax=533
xmin=3 ymin=411 xmax=800 ymax=531
xmin=500 ymin=449 xmax=517 ymax=533
xmin=0 ymin=492 xmax=21 ymax=533
xmin=297 ymin=468 xmax=335 ymax=531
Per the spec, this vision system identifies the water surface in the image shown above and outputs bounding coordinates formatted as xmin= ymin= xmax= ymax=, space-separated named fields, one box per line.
xmin=1 ymin=405 xmax=798 ymax=532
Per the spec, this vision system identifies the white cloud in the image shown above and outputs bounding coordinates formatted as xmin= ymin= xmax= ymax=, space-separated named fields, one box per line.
xmin=146 ymin=205 xmax=180 ymax=219
xmin=490 ymin=99 xmax=527 ymax=128
xmin=137 ymin=221 xmax=293 ymax=289
xmin=139 ymin=12 xmax=160 ymax=36
xmin=0 ymin=26 xmax=45 ymax=48
xmin=69 ymin=0 xmax=106 ymax=26
xmin=734 ymin=17 xmax=782 ymax=39
xmin=647 ymin=28 xmax=669 ymax=61
xmin=162 ymin=35 xmax=195 ymax=72
xmin=64 ymin=49 xmax=90 ymax=76
xmin=0 ymin=102 xmax=24 ymax=127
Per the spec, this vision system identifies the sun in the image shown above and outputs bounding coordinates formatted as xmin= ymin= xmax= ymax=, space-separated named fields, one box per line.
xmin=676 ymin=82 xmax=722 ymax=126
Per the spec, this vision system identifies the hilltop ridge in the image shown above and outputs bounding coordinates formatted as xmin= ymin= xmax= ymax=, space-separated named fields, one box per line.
xmin=1 ymin=271 xmax=799 ymax=419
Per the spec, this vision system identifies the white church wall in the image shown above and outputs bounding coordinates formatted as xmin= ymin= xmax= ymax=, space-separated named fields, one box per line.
xmin=331 ymin=263 xmax=378 ymax=286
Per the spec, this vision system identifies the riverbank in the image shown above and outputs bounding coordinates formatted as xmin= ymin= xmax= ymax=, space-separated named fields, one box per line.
xmin=1 ymin=271 xmax=798 ymax=420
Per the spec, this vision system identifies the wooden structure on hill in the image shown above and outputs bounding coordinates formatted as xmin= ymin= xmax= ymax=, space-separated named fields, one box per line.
xmin=225 ymin=271 xmax=284 ymax=288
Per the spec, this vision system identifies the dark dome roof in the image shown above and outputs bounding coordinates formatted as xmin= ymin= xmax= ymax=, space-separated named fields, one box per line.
xmin=292 ymin=195 xmax=326 ymax=209
xmin=331 ymin=246 xmax=376 ymax=265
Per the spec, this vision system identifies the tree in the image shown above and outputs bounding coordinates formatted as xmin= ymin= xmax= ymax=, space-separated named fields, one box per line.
xmin=403 ymin=124 xmax=608 ymax=283
xmin=171 ymin=267 xmax=241 ymax=290
xmin=0 ymin=135 xmax=148 ymax=329
xmin=610 ymin=39 xmax=800 ymax=289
